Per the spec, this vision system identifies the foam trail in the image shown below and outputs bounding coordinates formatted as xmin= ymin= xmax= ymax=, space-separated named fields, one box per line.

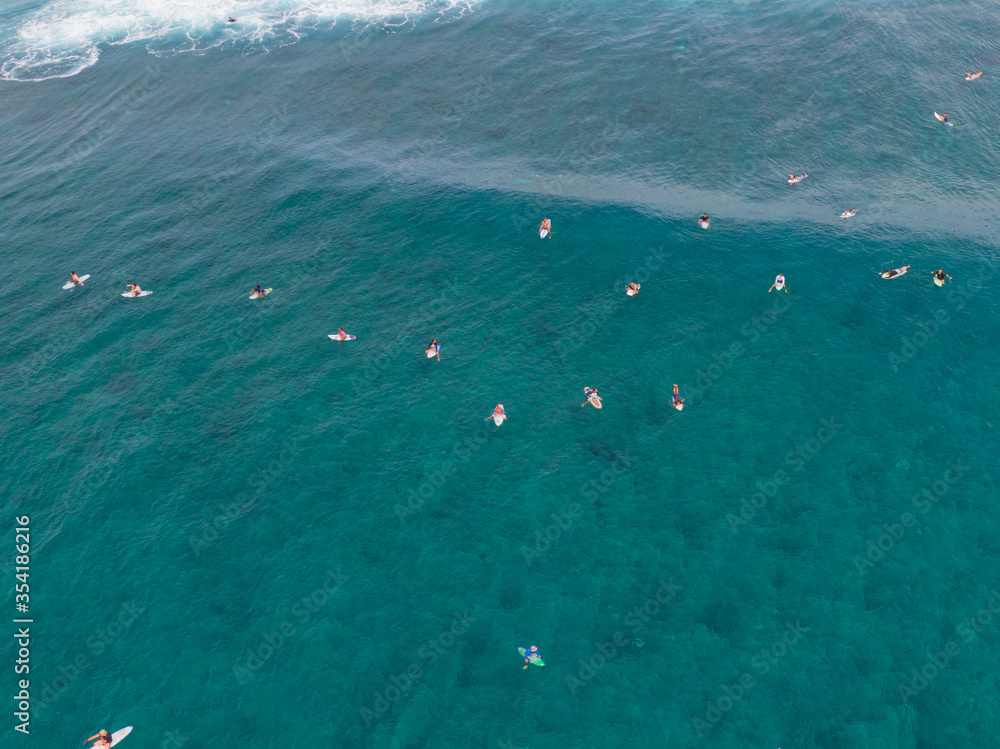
xmin=0 ymin=0 xmax=479 ymax=81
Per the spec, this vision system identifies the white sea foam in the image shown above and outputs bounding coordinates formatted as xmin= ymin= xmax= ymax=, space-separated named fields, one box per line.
xmin=0 ymin=0 xmax=478 ymax=81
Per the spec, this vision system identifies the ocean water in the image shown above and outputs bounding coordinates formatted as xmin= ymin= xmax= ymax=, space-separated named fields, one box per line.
xmin=3 ymin=0 xmax=1000 ymax=747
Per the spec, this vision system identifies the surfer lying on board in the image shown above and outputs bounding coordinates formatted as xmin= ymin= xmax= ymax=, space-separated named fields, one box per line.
xmin=523 ymin=645 xmax=541 ymax=669
xmin=881 ymin=266 xmax=909 ymax=279
xmin=85 ymin=730 xmax=112 ymax=748
xmin=672 ymin=384 xmax=684 ymax=409
xmin=934 ymin=269 xmax=952 ymax=283
xmin=126 ymin=283 xmax=142 ymax=296
xmin=966 ymin=72 xmax=982 ymax=81
xmin=768 ymin=274 xmax=786 ymax=293
xmin=70 ymin=271 xmax=84 ymax=286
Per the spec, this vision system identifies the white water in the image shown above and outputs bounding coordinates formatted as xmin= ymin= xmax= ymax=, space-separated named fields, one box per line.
xmin=0 ymin=0 xmax=477 ymax=80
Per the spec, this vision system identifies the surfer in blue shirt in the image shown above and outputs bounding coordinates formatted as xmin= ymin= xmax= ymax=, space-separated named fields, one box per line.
xmin=523 ymin=645 xmax=540 ymax=669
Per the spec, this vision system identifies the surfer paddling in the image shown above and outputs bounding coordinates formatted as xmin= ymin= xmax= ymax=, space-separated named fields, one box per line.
xmin=85 ymin=730 xmax=113 ymax=748
xmin=768 ymin=274 xmax=787 ymax=293
xmin=787 ymin=174 xmax=808 ymax=185
xmin=965 ymin=72 xmax=983 ymax=81
xmin=522 ymin=645 xmax=542 ymax=669
xmin=672 ymin=384 xmax=685 ymax=411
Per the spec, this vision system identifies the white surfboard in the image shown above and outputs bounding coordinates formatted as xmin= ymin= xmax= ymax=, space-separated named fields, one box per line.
xmin=626 ymin=284 xmax=640 ymax=297
xmin=425 ymin=345 xmax=440 ymax=358
xmin=121 ymin=291 xmax=152 ymax=298
xmin=492 ymin=412 xmax=505 ymax=426
xmin=698 ymin=219 xmax=710 ymax=229
xmin=881 ymin=267 xmax=909 ymax=279
xmin=934 ymin=277 xmax=945 ymax=286
xmin=539 ymin=228 xmax=548 ymax=239
xmin=328 ymin=333 xmax=356 ymax=341
xmin=840 ymin=210 xmax=856 ymax=218
xmin=673 ymin=401 xmax=684 ymax=411
xmin=63 ymin=275 xmax=90 ymax=289
xmin=110 ymin=727 xmax=133 ymax=747
xmin=249 ymin=288 xmax=271 ymax=299
xmin=583 ymin=388 xmax=603 ymax=410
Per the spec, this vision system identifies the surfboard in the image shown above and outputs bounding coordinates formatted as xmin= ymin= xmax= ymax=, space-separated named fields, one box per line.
xmin=110 ymin=727 xmax=133 ymax=747
xmin=328 ymin=334 xmax=356 ymax=341
xmin=425 ymin=345 xmax=440 ymax=358
xmin=698 ymin=219 xmax=710 ymax=229
xmin=121 ymin=291 xmax=152 ymax=298
xmin=934 ymin=112 xmax=953 ymax=126
xmin=881 ymin=267 xmax=909 ymax=279
xmin=673 ymin=402 xmax=684 ymax=411
xmin=584 ymin=388 xmax=603 ymax=409
xmin=249 ymin=288 xmax=272 ymax=299
xmin=539 ymin=228 xmax=549 ymax=239
xmin=934 ymin=277 xmax=945 ymax=286
xmin=840 ymin=210 xmax=856 ymax=218
xmin=519 ymin=647 xmax=545 ymax=667
xmin=626 ymin=284 xmax=640 ymax=296
xmin=63 ymin=275 xmax=89 ymax=289
xmin=492 ymin=412 xmax=505 ymax=426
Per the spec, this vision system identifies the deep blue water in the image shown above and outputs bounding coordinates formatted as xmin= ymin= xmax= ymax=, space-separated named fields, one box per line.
xmin=3 ymin=1 xmax=1000 ymax=747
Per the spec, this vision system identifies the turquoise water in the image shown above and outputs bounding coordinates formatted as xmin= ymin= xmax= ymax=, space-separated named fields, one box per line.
xmin=3 ymin=0 xmax=1000 ymax=746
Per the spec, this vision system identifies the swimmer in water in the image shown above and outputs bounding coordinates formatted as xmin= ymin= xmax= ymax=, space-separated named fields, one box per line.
xmin=933 ymin=268 xmax=952 ymax=284
xmin=768 ymin=274 xmax=787 ymax=293
xmin=966 ymin=72 xmax=983 ymax=81
xmin=426 ymin=338 xmax=441 ymax=360
xmin=672 ymin=384 xmax=684 ymax=410
xmin=70 ymin=271 xmax=84 ymax=286
xmin=626 ymin=282 xmax=640 ymax=296
xmin=125 ymin=283 xmax=142 ymax=296
xmin=522 ymin=645 xmax=541 ymax=669
xmin=85 ymin=730 xmax=113 ymax=748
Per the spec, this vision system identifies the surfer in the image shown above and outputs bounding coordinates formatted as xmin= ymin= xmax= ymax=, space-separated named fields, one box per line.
xmin=700 ymin=213 xmax=709 ymax=223
xmin=252 ymin=284 xmax=264 ymax=297
xmin=966 ymin=72 xmax=982 ymax=81
xmin=70 ymin=271 xmax=84 ymax=286
xmin=522 ymin=645 xmax=541 ymax=669
xmin=227 ymin=17 xmax=236 ymax=23
xmin=626 ymin=282 xmax=640 ymax=296
xmin=788 ymin=174 xmax=808 ymax=184
xmin=881 ymin=266 xmax=910 ymax=279
xmin=486 ymin=404 xmax=506 ymax=423
xmin=936 ymin=112 xmax=949 ymax=123
xmin=840 ymin=209 xmax=856 ymax=218
xmin=337 ymin=327 xmax=349 ymax=340
xmin=933 ymin=269 xmax=952 ymax=284
xmin=672 ymin=384 xmax=685 ymax=410
xmin=85 ymin=729 xmax=113 ymax=748
xmin=426 ymin=338 xmax=441 ymax=359
xmin=125 ymin=283 xmax=142 ymax=296
xmin=582 ymin=387 xmax=601 ymax=407
xmin=539 ymin=218 xmax=551 ymax=235
xmin=768 ymin=274 xmax=787 ymax=293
